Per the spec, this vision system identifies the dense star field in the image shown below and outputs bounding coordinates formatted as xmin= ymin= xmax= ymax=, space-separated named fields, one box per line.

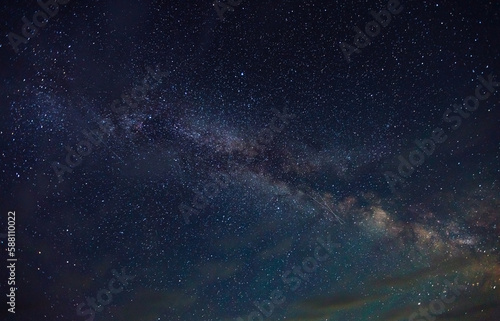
xmin=0 ymin=1 xmax=499 ymax=320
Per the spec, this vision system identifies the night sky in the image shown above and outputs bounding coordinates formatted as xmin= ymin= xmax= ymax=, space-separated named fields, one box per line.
xmin=0 ymin=1 xmax=499 ymax=321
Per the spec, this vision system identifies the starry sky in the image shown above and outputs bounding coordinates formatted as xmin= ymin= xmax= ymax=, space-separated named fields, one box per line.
xmin=0 ymin=1 xmax=499 ymax=320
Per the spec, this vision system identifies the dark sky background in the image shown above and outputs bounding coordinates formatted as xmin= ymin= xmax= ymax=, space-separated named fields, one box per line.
xmin=0 ymin=1 xmax=499 ymax=321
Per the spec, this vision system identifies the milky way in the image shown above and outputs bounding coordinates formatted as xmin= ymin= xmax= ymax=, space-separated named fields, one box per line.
xmin=0 ymin=1 xmax=499 ymax=321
